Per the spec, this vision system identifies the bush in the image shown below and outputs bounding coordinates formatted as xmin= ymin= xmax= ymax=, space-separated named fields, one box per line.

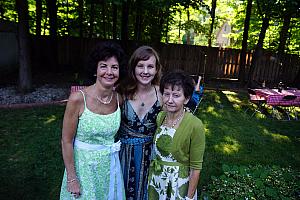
xmin=201 ymin=165 xmax=300 ymax=200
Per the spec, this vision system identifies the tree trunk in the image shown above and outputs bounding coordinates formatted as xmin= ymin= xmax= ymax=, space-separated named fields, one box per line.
xmin=186 ymin=7 xmax=190 ymax=44
xmin=165 ymin=12 xmax=169 ymax=43
xmin=121 ymin=0 xmax=130 ymax=51
xmin=277 ymin=14 xmax=291 ymax=81
xmin=208 ymin=0 xmax=217 ymax=47
xmin=46 ymin=0 xmax=57 ymax=38
xmin=36 ymin=0 xmax=42 ymax=36
xmin=112 ymin=2 xmax=117 ymax=40
xmin=46 ymin=0 xmax=58 ymax=71
xmin=88 ymin=2 xmax=95 ymax=38
xmin=102 ymin=2 xmax=106 ymax=38
xmin=66 ymin=0 xmax=69 ymax=35
xmin=178 ymin=10 xmax=182 ymax=42
xmin=277 ymin=14 xmax=291 ymax=57
xmin=134 ymin=0 xmax=142 ymax=41
xmin=239 ymin=0 xmax=252 ymax=85
xmin=293 ymin=69 xmax=300 ymax=88
xmin=248 ymin=17 xmax=270 ymax=86
xmin=16 ymin=0 xmax=32 ymax=93
xmin=78 ymin=0 xmax=83 ymax=38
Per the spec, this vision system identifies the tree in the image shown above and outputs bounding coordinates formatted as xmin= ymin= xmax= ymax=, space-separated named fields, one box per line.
xmin=208 ymin=0 xmax=217 ymax=47
xmin=35 ymin=0 xmax=42 ymax=36
xmin=16 ymin=0 xmax=32 ymax=93
xmin=78 ymin=0 xmax=84 ymax=37
xmin=121 ymin=0 xmax=130 ymax=50
xmin=239 ymin=0 xmax=253 ymax=85
xmin=248 ymin=0 xmax=277 ymax=86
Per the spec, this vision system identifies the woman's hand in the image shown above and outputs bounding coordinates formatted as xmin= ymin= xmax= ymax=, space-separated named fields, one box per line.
xmin=187 ymin=169 xmax=200 ymax=199
xmin=67 ymin=179 xmax=81 ymax=198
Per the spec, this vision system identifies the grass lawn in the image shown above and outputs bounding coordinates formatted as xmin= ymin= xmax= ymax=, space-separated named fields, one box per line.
xmin=1 ymin=89 xmax=299 ymax=199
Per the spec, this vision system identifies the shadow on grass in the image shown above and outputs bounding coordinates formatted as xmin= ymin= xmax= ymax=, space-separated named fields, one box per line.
xmin=196 ymin=90 xmax=300 ymax=186
xmin=1 ymin=92 xmax=299 ymax=199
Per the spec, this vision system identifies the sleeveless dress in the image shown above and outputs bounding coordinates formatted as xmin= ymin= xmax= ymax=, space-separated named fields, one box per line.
xmin=60 ymin=90 xmax=125 ymax=200
xmin=117 ymin=88 xmax=161 ymax=200
xmin=148 ymin=126 xmax=192 ymax=200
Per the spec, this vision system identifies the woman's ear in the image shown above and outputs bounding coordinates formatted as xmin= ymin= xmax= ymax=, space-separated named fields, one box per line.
xmin=184 ymin=97 xmax=190 ymax=105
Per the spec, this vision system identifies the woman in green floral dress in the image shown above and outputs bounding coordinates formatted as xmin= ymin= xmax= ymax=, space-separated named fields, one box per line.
xmin=60 ymin=42 xmax=126 ymax=199
xmin=148 ymin=71 xmax=206 ymax=200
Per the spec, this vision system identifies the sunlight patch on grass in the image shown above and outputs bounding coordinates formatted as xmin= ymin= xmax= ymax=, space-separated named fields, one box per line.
xmin=222 ymin=90 xmax=238 ymax=95
xmin=271 ymin=133 xmax=291 ymax=142
xmin=214 ymin=136 xmax=241 ymax=154
xmin=44 ymin=115 xmax=57 ymax=124
xmin=261 ymin=128 xmax=291 ymax=142
xmin=222 ymin=90 xmax=245 ymax=111
xmin=205 ymin=106 xmax=221 ymax=117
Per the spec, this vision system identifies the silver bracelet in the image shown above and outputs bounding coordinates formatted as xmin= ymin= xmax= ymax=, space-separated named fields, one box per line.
xmin=185 ymin=196 xmax=193 ymax=200
xmin=67 ymin=178 xmax=77 ymax=183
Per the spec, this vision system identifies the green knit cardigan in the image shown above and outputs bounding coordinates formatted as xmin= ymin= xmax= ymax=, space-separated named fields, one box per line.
xmin=156 ymin=111 xmax=206 ymax=170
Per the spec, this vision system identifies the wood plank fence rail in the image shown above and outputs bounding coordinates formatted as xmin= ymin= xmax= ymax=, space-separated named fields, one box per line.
xmin=31 ymin=37 xmax=300 ymax=86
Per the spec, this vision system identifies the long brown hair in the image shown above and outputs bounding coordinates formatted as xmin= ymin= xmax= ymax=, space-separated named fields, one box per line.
xmin=118 ymin=46 xmax=162 ymax=99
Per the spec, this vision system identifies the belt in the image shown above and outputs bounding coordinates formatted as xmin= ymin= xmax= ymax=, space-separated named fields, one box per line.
xmin=74 ymin=140 xmax=124 ymax=200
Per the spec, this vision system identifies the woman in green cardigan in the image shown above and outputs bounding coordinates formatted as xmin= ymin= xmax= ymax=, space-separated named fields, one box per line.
xmin=148 ymin=70 xmax=206 ymax=200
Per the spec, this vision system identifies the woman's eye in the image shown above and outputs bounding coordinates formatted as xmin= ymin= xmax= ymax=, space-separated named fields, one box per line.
xmin=112 ymin=66 xmax=119 ymax=70
xmin=148 ymin=65 xmax=154 ymax=69
xmin=99 ymin=65 xmax=107 ymax=69
xmin=137 ymin=64 xmax=143 ymax=68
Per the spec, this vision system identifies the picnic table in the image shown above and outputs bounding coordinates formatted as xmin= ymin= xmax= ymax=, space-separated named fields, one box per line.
xmin=254 ymin=88 xmax=300 ymax=120
xmin=254 ymin=88 xmax=300 ymax=106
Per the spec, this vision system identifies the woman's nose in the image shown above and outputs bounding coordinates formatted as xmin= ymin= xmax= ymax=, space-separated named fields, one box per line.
xmin=107 ymin=67 xmax=112 ymax=74
xmin=143 ymin=66 xmax=148 ymax=74
xmin=167 ymin=96 xmax=173 ymax=103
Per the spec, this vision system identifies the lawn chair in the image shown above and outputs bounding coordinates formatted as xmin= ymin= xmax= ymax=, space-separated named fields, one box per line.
xmin=281 ymin=95 xmax=298 ymax=120
xmin=185 ymin=85 xmax=204 ymax=114
xmin=245 ymin=88 xmax=266 ymax=117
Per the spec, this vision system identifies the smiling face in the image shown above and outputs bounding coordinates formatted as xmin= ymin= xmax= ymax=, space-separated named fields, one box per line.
xmin=134 ymin=55 xmax=157 ymax=86
xmin=96 ymin=56 xmax=119 ymax=88
xmin=162 ymin=84 xmax=189 ymax=114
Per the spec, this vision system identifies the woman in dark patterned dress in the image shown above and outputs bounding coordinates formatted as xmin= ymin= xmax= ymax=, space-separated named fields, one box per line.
xmin=116 ymin=46 xmax=162 ymax=200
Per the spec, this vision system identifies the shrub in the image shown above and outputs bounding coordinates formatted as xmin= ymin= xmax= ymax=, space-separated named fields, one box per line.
xmin=201 ymin=164 xmax=300 ymax=200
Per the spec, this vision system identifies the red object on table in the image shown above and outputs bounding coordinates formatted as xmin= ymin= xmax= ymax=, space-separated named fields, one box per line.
xmin=71 ymin=85 xmax=87 ymax=93
xmin=254 ymin=89 xmax=300 ymax=106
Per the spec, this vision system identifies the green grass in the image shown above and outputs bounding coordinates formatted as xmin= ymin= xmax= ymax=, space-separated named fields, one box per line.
xmin=0 ymin=106 xmax=65 ymax=199
xmin=196 ymin=90 xmax=300 ymax=185
xmin=0 ymin=90 xmax=299 ymax=199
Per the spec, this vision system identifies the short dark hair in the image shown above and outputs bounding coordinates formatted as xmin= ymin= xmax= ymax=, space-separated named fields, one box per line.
xmin=160 ymin=70 xmax=194 ymax=98
xmin=86 ymin=41 xmax=126 ymax=82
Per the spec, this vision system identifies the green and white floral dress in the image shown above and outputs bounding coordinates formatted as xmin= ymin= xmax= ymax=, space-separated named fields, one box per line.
xmin=60 ymin=90 xmax=125 ymax=200
xmin=148 ymin=111 xmax=205 ymax=200
xmin=148 ymin=125 xmax=192 ymax=200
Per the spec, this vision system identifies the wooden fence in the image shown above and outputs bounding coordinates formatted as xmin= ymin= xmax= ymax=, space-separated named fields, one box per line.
xmin=31 ymin=37 xmax=300 ymax=86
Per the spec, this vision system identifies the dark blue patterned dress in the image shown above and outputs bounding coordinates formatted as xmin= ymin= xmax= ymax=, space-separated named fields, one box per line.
xmin=117 ymin=89 xmax=161 ymax=200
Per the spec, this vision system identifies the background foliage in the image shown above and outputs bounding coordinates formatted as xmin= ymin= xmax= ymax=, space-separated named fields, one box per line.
xmin=1 ymin=0 xmax=299 ymax=54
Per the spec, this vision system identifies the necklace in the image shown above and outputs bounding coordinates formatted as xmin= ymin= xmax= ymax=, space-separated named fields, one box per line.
xmin=96 ymin=93 xmax=113 ymax=104
xmin=94 ymin=84 xmax=113 ymax=105
xmin=135 ymin=93 xmax=145 ymax=107
xmin=165 ymin=110 xmax=185 ymax=128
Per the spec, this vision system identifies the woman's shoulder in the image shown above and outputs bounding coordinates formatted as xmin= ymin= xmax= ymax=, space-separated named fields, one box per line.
xmin=184 ymin=112 xmax=203 ymax=127
xmin=68 ymin=90 xmax=84 ymax=105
